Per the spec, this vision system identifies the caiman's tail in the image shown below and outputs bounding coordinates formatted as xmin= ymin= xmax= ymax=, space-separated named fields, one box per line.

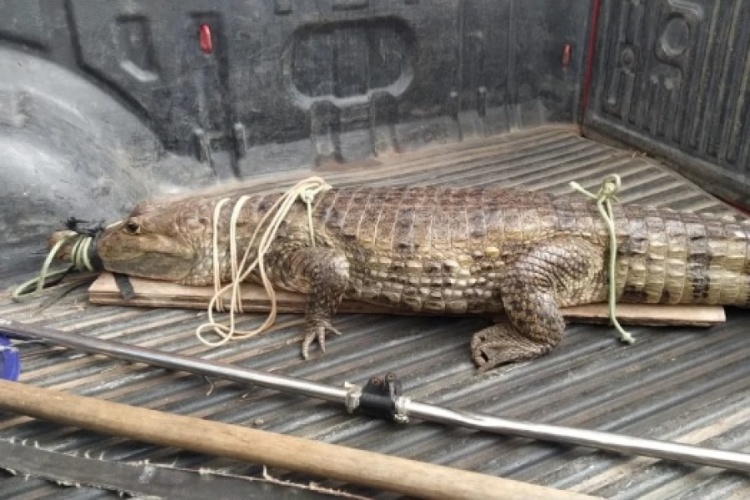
xmin=616 ymin=208 xmax=750 ymax=308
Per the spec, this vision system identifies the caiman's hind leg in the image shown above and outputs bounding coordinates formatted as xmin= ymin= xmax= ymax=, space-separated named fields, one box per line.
xmin=471 ymin=238 xmax=605 ymax=372
xmin=267 ymin=246 xmax=350 ymax=359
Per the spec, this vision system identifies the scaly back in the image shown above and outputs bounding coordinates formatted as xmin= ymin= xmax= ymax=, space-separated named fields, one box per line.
xmin=311 ymin=186 xmax=750 ymax=307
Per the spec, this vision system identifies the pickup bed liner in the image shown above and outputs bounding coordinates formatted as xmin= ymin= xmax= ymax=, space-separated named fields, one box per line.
xmin=1 ymin=125 xmax=749 ymax=498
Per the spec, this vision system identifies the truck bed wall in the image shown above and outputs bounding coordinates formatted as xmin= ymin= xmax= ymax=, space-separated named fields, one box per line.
xmin=584 ymin=0 xmax=750 ymax=206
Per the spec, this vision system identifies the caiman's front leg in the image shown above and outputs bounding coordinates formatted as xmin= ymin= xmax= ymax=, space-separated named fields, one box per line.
xmin=471 ymin=238 xmax=605 ymax=372
xmin=268 ymin=246 xmax=350 ymax=359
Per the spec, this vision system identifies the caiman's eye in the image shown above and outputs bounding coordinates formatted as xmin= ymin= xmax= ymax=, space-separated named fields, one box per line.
xmin=123 ymin=221 xmax=141 ymax=234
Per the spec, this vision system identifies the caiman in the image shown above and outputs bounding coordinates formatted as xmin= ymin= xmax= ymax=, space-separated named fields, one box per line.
xmin=56 ymin=184 xmax=750 ymax=371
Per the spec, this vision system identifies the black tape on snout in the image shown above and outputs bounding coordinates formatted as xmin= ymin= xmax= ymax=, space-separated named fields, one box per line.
xmin=87 ymin=234 xmax=104 ymax=272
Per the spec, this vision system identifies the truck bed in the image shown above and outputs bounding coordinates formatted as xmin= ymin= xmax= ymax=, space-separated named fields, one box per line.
xmin=2 ymin=125 xmax=749 ymax=498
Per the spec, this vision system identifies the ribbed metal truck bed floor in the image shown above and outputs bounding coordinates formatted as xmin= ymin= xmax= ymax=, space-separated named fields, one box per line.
xmin=1 ymin=125 xmax=748 ymax=499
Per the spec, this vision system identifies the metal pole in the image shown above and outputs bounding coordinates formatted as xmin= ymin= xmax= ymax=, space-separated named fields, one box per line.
xmin=0 ymin=318 xmax=345 ymax=403
xmin=405 ymin=402 xmax=750 ymax=472
xmin=2 ymin=317 xmax=749 ymax=473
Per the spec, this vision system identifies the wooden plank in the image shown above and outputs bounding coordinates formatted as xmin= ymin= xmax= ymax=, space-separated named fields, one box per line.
xmin=89 ymin=273 xmax=726 ymax=326
xmin=553 ymin=303 xmax=725 ymax=327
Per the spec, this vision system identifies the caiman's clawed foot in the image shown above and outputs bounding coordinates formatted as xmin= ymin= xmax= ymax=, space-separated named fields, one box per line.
xmin=266 ymin=246 xmax=350 ymax=361
xmin=471 ymin=237 xmax=604 ymax=372
xmin=470 ymin=323 xmax=555 ymax=373
xmin=301 ymin=319 xmax=343 ymax=359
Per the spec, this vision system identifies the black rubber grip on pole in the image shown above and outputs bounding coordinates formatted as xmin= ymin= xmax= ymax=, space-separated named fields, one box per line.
xmin=358 ymin=372 xmax=403 ymax=421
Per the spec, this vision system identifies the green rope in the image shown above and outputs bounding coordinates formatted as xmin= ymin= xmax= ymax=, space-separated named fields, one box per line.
xmin=569 ymin=174 xmax=635 ymax=345
xmin=11 ymin=232 xmax=97 ymax=303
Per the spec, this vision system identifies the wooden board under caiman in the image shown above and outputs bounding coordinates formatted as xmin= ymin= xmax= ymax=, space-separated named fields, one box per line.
xmin=52 ymin=184 xmax=750 ymax=372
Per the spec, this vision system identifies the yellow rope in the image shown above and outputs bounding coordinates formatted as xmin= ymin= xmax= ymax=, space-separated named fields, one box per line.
xmin=196 ymin=177 xmax=332 ymax=347
xmin=11 ymin=232 xmax=97 ymax=302
xmin=569 ymin=174 xmax=635 ymax=344
xmin=12 ymin=218 xmax=125 ymax=303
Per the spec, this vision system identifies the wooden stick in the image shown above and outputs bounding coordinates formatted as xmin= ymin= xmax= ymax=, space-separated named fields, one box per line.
xmin=89 ymin=273 xmax=725 ymax=327
xmin=0 ymin=380 xmax=595 ymax=500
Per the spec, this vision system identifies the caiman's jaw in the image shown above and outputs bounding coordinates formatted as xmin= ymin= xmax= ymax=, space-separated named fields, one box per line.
xmin=96 ymin=212 xmax=199 ymax=283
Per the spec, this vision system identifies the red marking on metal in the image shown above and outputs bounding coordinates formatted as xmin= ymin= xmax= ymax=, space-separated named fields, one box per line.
xmin=562 ymin=43 xmax=572 ymax=70
xmin=719 ymin=197 xmax=750 ymax=216
xmin=578 ymin=0 xmax=602 ymax=127
xmin=199 ymin=24 xmax=213 ymax=54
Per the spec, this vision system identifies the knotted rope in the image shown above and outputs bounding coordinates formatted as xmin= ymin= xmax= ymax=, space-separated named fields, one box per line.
xmin=195 ymin=177 xmax=332 ymax=347
xmin=12 ymin=231 xmax=98 ymax=302
xmin=569 ymin=174 xmax=635 ymax=344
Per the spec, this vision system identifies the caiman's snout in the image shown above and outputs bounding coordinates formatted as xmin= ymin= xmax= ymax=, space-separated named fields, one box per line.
xmin=93 ymin=220 xmax=199 ymax=283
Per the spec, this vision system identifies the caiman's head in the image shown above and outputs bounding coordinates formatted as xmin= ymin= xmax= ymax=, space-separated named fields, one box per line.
xmin=96 ymin=200 xmax=210 ymax=284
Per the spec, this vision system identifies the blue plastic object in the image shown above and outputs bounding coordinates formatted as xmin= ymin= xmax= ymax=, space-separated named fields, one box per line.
xmin=0 ymin=335 xmax=20 ymax=381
